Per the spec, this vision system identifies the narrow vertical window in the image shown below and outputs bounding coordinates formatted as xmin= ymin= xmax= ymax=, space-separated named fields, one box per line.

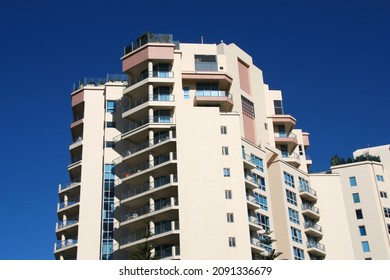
xmin=349 ymin=176 xmax=357 ymax=187
xmin=225 ymin=190 xmax=232 ymax=199
xmin=358 ymin=226 xmax=367 ymax=236
xmin=361 ymin=241 xmax=370 ymax=253
xmin=222 ymin=146 xmax=229 ymax=155
xmin=106 ymin=100 xmax=116 ymax=113
xmin=223 ymin=168 xmax=230 ymax=177
xmin=352 ymin=193 xmax=361 ymax=203
xmin=356 ymin=209 xmax=363 ymax=219
xmin=183 ymin=87 xmax=190 ymax=99
xmin=227 ymin=213 xmax=234 ymax=223
xmin=220 ymin=126 xmax=227 ymax=134
xmin=228 ymin=237 xmax=236 ymax=247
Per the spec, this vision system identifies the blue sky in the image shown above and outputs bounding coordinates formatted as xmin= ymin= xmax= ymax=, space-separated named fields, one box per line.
xmin=0 ymin=0 xmax=388 ymax=260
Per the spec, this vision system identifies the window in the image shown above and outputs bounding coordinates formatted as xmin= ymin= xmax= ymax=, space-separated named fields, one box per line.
xmin=196 ymin=82 xmax=219 ymax=96
xmin=298 ymin=145 xmax=304 ymax=156
xmin=105 ymin=141 xmax=115 ymax=148
xmin=227 ymin=213 xmax=234 ymax=223
xmin=288 ymin=208 xmax=300 ymax=224
xmin=384 ymin=207 xmax=390 ymax=218
xmin=255 ymin=193 xmax=268 ymax=211
xmin=284 ymin=172 xmax=295 ymax=188
xmin=153 ymin=63 xmax=170 ymax=77
xmin=251 ymin=173 xmax=266 ymax=191
xmin=356 ymin=209 xmax=364 ymax=219
xmin=380 ymin=191 xmax=388 ymax=198
xmin=291 ymin=227 xmax=303 ymax=244
xmin=225 ymin=190 xmax=232 ymax=199
xmin=298 ymin=177 xmax=309 ymax=189
xmin=274 ymin=100 xmax=284 ymax=115
xmin=264 ymin=123 xmax=268 ymax=130
xmin=286 ymin=189 xmax=297 ymax=206
xmin=359 ymin=226 xmax=367 ymax=236
xmin=376 ymin=175 xmax=384 ymax=182
xmin=222 ymin=146 xmax=229 ymax=155
xmin=349 ymin=176 xmax=357 ymax=187
xmin=228 ymin=237 xmax=236 ymax=247
xmin=195 ymin=55 xmax=217 ymax=71
xmin=251 ymin=154 xmax=264 ymax=172
xmin=223 ymin=168 xmax=230 ymax=177
xmin=106 ymin=121 xmax=116 ymax=128
xmin=293 ymin=247 xmax=304 ymax=260
xmin=183 ymin=87 xmax=190 ymax=100
xmin=106 ymin=101 xmax=116 ymax=113
xmin=361 ymin=241 xmax=370 ymax=253
xmin=257 ymin=213 xmax=270 ymax=232
xmin=352 ymin=193 xmax=361 ymax=203
xmin=387 ymin=224 xmax=390 ymax=234
xmin=241 ymin=95 xmax=255 ymax=118
xmin=221 ymin=126 xmax=227 ymax=134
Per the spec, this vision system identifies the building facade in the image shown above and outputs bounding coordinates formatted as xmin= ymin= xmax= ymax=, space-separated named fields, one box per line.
xmin=54 ymin=33 xmax=388 ymax=260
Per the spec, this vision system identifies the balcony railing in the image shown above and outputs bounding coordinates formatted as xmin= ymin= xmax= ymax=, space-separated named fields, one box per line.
xmin=121 ymin=174 xmax=178 ymax=200
xmin=122 ymin=116 xmax=174 ymax=134
xmin=121 ymin=197 xmax=178 ymax=223
xmin=121 ymin=221 xmax=179 ymax=246
xmin=195 ymin=90 xmax=232 ymax=98
xmin=59 ymin=178 xmax=81 ymax=191
xmin=250 ymin=237 xmax=271 ymax=251
xmin=242 ymin=153 xmax=256 ymax=165
xmin=248 ymin=216 xmax=261 ymax=225
xmin=122 ymin=94 xmax=175 ymax=112
xmin=282 ymin=152 xmax=300 ymax=160
xmin=157 ymin=246 xmax=180 ymax=259
xmin=55 ymin=239 xmax=78 ymax=251
xmin=275 ymin=132 xmax=297 ymax=140
xmin=69 ymin=156 xmax=82 ymax=165
xmin=302 ymin=203 xmax=320 ymax=214
xmin=124 ymin=33 xmax=174 ymax=54
xmin=307 ymin=241 xmax=326 ymax=252
xmin=121 ymin=152 xmax=177 ymax=179
xmin=70 ymin=136 xmax=83 ymax=145
xmin=73 ymin=74 xmax=128 ymax=91
xmin=126 ymin=71 xmax=174 ymax=87
xmin=299 ymin=185 xmax=317 ymax=197
xmin=303 ymin=222 xmax=322 ymax=232
xmin=56 ymin=220 xmax=79 ymax=230
xmin=58 ymin=197 xmax=80 ymax=210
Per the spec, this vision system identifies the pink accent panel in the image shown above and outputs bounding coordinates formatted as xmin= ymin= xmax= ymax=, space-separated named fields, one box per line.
xmin=122 ymin=45 xmax=174 ymax=72
xmin=243 ymin=115 xmax=256 ymax=144
xmin=71 ymin=91 xmax=84 ymax=107
xmin=238 ymin=59 xmax=251 ymax=95
xmin=303 ymin=134 xmax=310 ymax=146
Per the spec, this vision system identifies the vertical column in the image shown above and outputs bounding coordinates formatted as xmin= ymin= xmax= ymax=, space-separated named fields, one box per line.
xmin=149 ymin=84 xmax=154 ymax=101
xmin=148 ymin=61 xmax=153 ymax=77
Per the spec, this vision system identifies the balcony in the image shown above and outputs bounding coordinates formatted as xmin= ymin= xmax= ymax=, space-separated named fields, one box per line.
xmin=158 ymin=246 xmax=180 ymax=260
xmin=274 ymin=132 xmax=298 ymax=149
xmin=248 ymin=216 xmax=263 ymax=231
xmin=301 ymin=203 xmax=320 ymax=220
xmin=69 ymin=136 xmax=83 ymax=149
xmin=59 ymin=179 xmax=80 ymax=193
xmin=246 ymin=194 xmax=260 ymax=210
xmin=281 ymin=152 xmax=300 ymax=167
xmin=54 ymin=239 xmax=78 ymax=252
xmin=307 ymin=240 xmax=326 ymax=257
xmin=121 ymin=197 xmax=179 ymax=226
xmin=303 ymin=222 xmax=323 ymax=238
xmin=122 ymin=94 xmax=175 ymax=118
xmin=299 ymin=185 xmax=317 ymax=202
xmin=124 ymin=71 xmax=174 ymax=90
xmin=120 ymin=116 xmax=174 ymax=140
xmin=250 ymin=237 xmax=268 ymax=254
xmin=270 ymin=114 xmax=296 ymax=132
xmin=121 ymin=221 xmax=179 ymax=248
xmin=57 ymin=198 xmax=80 ymax=215
xmin=193 ymin=91 xmax=233 ymax=112
xmin=121 ymin=174 xmax=178 ymax=201
xmin=70 ymin=114 xmax=84 ymax=129
xmin=242 ymin=153 xmax=257 ymax=169
xmin=68 ymin=156 xmax=82 ymax=170
xmin=55 ymin=220 xmax=79 ymax=239
xmin=121 ymin=152 xmax=177 ymax=181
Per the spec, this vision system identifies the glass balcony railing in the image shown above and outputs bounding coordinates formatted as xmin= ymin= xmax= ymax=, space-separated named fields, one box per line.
xmin=275 ymin=132 xmax=297 ymax=140
xmin=303 ymin=222 xmax=322 ymax=232
xmin=121 ymin=197 xmax=178 ymax=223
xmin=58 ymin=197 xmax=80 ymax=210
xmin=242 ymin=153 xmax=256 ymax=164
xmin=302 ymin=203 xmax=320 ymax=214
xmin=195 ymin=90 xmax=231 ymax=98
xmin=122 ymin=117 xmax=173 ymax=134
xmin=57 ymin=220 xmax=79 ymax=230
xmin=307 ymin=241 xmax=326 ymax=252
xmin=55 ymin=239 xmax=78 ymax=251
xmin=121 ymin=174 xmax=178 ymax=200
xmin=248 ymin=216 xmax=261 ymax=225
xmin=126 ymin=71 xmax=174 ymax=87
xmin=282 ymin=152 xmax=300 ymax=160
xmin=125 ymin=33 xmax=174 ymax=54
xmin=122 ymin=94 xmax=175 ymax=112
xmin=299 ymin=185 xmax=317 ymax=197
xmin=121 ymin=152 xmax=177 ymax=179
xmin=121 ymin=221 xmax=179 ymax=246
xmin=59 ymin=178 xmax=81 ymax=191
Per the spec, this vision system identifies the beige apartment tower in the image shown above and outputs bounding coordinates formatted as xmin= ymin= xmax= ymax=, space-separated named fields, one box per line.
xmin=54 ymin=33 xmax=389 ymax=260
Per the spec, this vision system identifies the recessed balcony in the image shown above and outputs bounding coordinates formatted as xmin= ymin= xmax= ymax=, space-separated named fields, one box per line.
xmin=54 ymin=239 xmax=78 ymax=252
xmin=68 ymin=156 xmax=82 ymax=170
xmin=301 ymin=203 xmax=320 ymax=220
xmin=248 ymin=216 xmax=263 ymax=231
xmin=121 ymin=197 xmax=179 ymax=227
xmin=281 ymin=152 xmax=300 ymax=167
xmin=120 ymin=117 xmax=174 ymax=141
xmin=193 ymin=91 xmax=233 ymax=112
xmin=271 ymin=114 xmax=296 ymax=132
xmin=306 ymin=241 xmax=326 ymax=257
xmin=246 ymin=194 xmax=260 ymax=210
xmin=122 ymin=94 xmax=175 ymax=119
xmin=274 ymin=132 xmax=298 ymax=149
xmin=242 ymin=153 xmax=257 ymax=170
xmin=69 ymin=136 xmax=83 ymax=150
xmin=250 ymin=237 xmax=268 ymax=254
xmin=58 ymin=179 xmax=80 ymax=193
xmin=299 ymin=185 xmax=317 ymax=202
xmin=124 ymin=71 xmax=175 ymax=91
xmin=303 ymin=222 xmax=323 ymax=238
xmin=158 ymin=246 xmax=180 ymax=260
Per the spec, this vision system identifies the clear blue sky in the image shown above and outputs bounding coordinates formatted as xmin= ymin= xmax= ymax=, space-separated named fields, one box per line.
xmin=0 ymin=0 xmax=388 ymax=260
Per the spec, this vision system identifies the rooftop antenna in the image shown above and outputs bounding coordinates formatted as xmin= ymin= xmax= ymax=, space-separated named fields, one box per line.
xmin=201 ymin=36 xmax=204 ymax=44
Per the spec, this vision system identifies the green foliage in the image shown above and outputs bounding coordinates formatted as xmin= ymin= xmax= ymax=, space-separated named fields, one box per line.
xmin=130 ymin=219 xmax=159 ymax=260
xmin=254 ymin=231 xmax=283 ymax=260
xmin=330 ymin=153 xmax=381 ymax=166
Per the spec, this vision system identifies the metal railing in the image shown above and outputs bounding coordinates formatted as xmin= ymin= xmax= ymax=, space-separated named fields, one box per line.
xmin=55 ymin=239 xmax=78 ymax=251
xmin=122 ymin=94 xmax=175 ymax=112
xmin=121 ymin=221 xmax=179 ymax=245
xmin=122 ymin=117 xmax=174 ymax=135
xmin=195 ymin=90 xmax=231 ymax=98
xmin=70 ymin=136 xmax=83 ymax=145
xmin=299 ymin=185 xmax=317 ymax=197
xmin=248 ymin=216 xmax=261 ymax=225
xmin=302 ymin=203 xmax=320 ymax=214
xmin=126 ymin=71 xmax=174 ymax=87
xmin=59 ymin=178 xmax=81 ymax=191
xmin=275 ymin=132 xmax=297 ymax=140
xmin=121 ymin=174 xmax=178 ymax=200
xmin=242 ymin=153 xmax=256 ymax=165
xmin=282 ymin=152 xmax=300 ymax=160
xmin=307 ymin=241 xmax=326 ymax=251
xmin=73 ymin=74 xmax=128 ymax=91
xmin=303 ymin=222 xmax=322 ymax=232
xmin=124 ymin=33 xmax=174 ymax=54
xmin=121 ymin=197 xmax=178 ymax=223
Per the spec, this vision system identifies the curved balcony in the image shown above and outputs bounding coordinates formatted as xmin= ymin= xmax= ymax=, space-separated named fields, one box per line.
xmin=55 ymin=220 xmax=79 ymax=238
xmin=124 ymin=71 xmax=175 ymax=93
xmin=54 ymin=239 xmax=78 ymax=252
xmin=122 ymin=94 xmax=175 ymax=120
xmin=120 ymin=117 xmax=174 ymax=142
xmin=274 ymin=132 xmax=298 ymax=150
xmin=281 ymin=152 xmax=300 ymax=168
xmin=59 ymin=179 xmax=80 ymax=194
xmin=299 ymin=185 xmax=317 ymax=202
xmin=193 ymin=91 xmax=233 ymax=112
xmin=157 ymin=246 xmax=180 ymax=260
xmin=306 ymin=240 xmax=326 ymax=257
xmin=121 ymin=197 xmax=179 ymax=227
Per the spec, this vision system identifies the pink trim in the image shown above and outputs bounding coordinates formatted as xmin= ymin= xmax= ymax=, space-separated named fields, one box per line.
xmin=238 ymin=59 xmax=251 ymax=95
xmin=71 ymin=91 xmax=84 ymax=107
xmin=243 ymin=115 xmax=256 ymax=143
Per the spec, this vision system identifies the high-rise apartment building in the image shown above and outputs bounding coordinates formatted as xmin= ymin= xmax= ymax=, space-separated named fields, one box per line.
xmin=54 ymin=33 xmax=389 ymax=260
